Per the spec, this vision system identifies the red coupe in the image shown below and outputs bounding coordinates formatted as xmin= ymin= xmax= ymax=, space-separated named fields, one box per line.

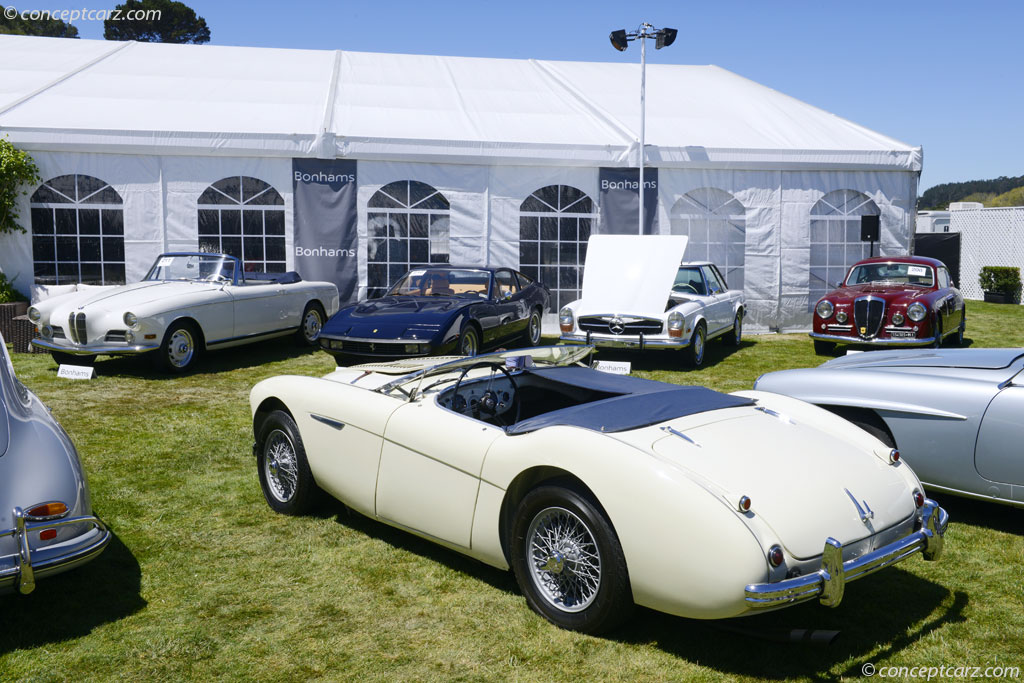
xmin=810 ymin=256 xmax=965 ymax=355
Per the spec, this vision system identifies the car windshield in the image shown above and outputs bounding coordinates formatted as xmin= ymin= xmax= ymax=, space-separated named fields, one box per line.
xmin=672 ymin=267 xmax=707 ymax=296
xmin=376 ymin=345 xmax=595 ymax=396
xmin=387 ymin=268 xmax=491 ymax=299
xmin=847 ymin=262 xmax=934 ymax=288
xmin=144 ymin=254 xmax=236 ymax=283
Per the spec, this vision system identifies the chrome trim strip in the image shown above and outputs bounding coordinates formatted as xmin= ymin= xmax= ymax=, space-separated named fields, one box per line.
xmin=754 ymin=406 xmax=794 ymax=424
xmin=320 ymin=334 xmax=430 ymax=345
xmin=744 ymin=500 xmax=947 ymax=610
xmin=309 ymin=414 xmax=346 ymax=430
xmin=660 ymin=425 xmax=701 ymax=447
xmin=807 ymin=332 xmax=937 ymax=346
xmin=31 ymin=338 xmax=160 ymax=355
xmin=207 ymin=326 xmax=300 ymax=346
xmin=0 ymin=507 xmax=111 ymax=595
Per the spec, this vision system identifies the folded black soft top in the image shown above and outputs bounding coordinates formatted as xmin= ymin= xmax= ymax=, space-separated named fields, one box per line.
xmin=506 ymin=365 xmax=753 ymax=435
xmin=244 ymin=271 xmax=303 ymax=284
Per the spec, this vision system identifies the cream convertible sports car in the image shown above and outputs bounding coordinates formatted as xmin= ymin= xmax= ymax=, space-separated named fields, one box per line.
xmin=250 ymin=347 xmax=948 ymax=633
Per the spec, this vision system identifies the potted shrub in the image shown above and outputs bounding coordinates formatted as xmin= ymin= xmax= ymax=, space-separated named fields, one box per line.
xmin=979 ymin=266 xmax=1022 ymax=304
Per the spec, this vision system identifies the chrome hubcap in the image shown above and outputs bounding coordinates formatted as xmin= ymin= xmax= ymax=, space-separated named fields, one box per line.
xmin=694 ymin=329 xmax=705 ymax=362
xmin=168 ymin=329 xmax=194 ymax=368
xmin=461 ymin=332 xmax=477 ymax=356
xmin=734 ymin=316 xmax=742 ymax=344
xmin=264 ymin=429 xmax=297 ymax=503
xmin=526 ymin=506 xmax=601 ymax=613
xmin=530 ymin=314 xmax=541 ymax=344
xmin=303 ymin=309 xmax=322 ymax=341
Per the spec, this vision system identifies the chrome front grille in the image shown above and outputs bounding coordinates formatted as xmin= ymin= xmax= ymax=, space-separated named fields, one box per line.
xmin=67 ymin=312 xmax=87 ymax=344
xmin=853 ymin=297 xmax=885 ymax=339
xmin=578 ymin=316 xmax=664 ymax=336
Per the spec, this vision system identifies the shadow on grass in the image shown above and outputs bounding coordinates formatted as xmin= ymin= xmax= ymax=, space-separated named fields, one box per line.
xmin=45 ymin=337 xmax=324 ymax=380
xmin=325 ymin=502 xmax=520 ymax=597
xmin=617 ymin=572 xmax=965 ymax=680
xmin=928 ymin=494 xmax=1024 ymax=536
xmin=0 ymin=530 xmax=145 ymax=654
xmin=586 ymin=338 xmax=755 ymax=375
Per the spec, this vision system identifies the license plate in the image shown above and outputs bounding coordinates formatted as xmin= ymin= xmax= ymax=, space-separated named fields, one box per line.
xmin=889 ymin=330 xmax=916 ymax=338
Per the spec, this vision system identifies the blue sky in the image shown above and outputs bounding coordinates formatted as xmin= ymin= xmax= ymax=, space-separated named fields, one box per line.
xmin=14 ymin=0 xmax=1024 ymax=192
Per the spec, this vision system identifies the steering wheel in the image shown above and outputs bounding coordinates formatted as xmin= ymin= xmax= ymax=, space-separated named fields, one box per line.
xmin=672 ymin=283 xmax=698 ymax=295
xmin=449 ymin=361 xmax=520 ymax=426
xmin=205 ymin=273 xmax=230 ymax=283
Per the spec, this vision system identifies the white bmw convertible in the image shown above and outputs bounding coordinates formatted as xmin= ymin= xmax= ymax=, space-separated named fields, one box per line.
xmin=249 ymin=346 xmax=948 ymax=633
xmin=29 ymin=252 xmax=339 ymax=373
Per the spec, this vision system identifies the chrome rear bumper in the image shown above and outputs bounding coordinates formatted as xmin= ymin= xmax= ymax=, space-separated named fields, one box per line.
xmin=0 ymin=507 xmax=111 ymax=594
xmin=744 ymin=499 xmax=948 ymax=610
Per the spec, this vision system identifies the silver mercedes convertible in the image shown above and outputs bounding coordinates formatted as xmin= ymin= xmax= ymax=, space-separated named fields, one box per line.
xmin=755 ymin=348 xmax=1024 ymax=508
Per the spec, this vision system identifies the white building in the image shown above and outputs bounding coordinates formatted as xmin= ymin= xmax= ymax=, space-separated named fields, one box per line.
xmin=0 ymin=35 xmax=923 ymax=331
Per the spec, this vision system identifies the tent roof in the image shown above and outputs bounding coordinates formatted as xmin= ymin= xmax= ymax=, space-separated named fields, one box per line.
xmin=0 ymin=35 xmax=921 ymax=170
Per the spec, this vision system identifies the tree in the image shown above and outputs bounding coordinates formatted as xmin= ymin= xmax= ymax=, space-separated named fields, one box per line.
xmin=103 ymin=0 xmax=210 ymax=44
xmin=0 ymin=6 xmax=79 ymax=37
xmin=0 ymin=138 xmax=41 ymax=235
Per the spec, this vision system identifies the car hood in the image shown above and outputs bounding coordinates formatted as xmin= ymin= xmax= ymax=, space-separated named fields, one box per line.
xmin=324 ymin=296 xmax=467 ymax=338
xmin=824 ymin=284 xmax=932 ymax=306
xmin=47 ymin=281 xmax=219 ymax=316
xmin=821 ymin=348 xmax=1024 ymax=371
xmin=645 ymin=409 xmax=915 ymax=558
xmin=577 ymin=235 xmax=688 ymax=318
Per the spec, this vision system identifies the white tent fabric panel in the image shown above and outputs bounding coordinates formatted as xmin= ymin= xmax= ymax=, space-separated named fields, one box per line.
xmin=0 ymin=36 xmax=921 ymax=170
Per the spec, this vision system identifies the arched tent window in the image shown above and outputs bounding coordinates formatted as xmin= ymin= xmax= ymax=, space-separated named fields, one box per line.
xmin=809 ymin=189 xmax=880 ymax=304
xmin=198 ymin=176 xmax=286 ymax=273
xmin=367 ymin=180 xmax=450 ymax=298
xmin=30 ymin=174 xmax=125 ymax=285
xmin=670 ymin=188 xmax=746 ymax=289
xmin=519 ymin=185 xmax=596 ymax=311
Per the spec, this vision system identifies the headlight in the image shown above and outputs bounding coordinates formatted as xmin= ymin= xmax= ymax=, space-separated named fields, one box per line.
xmin=125 ymin=330 xmax=135 ymax=344
xmin=28 ymin=307 xmax=41 ymax=323
xmin=892 ymin=311 xmax=905 ymax=326
xmin=559 ymin=307 xmax=574 ymax=332
xmin=815 ymin=300 xmax=834 ymax=319
xmin=123 ymin=312 xmax=139 ymax=328
xmin=41 ymin=325 xmax=53 ymax=339
xmin=667 ymin=311 xmax=684 ymax=330
xmin=907 ymin=302 xmax=927 ymax=322
xmin=835 ymin=311 xmax=848 ymax=324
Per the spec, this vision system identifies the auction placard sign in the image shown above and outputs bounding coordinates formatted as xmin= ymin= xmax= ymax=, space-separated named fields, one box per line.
xmin=292 ymin=159 xmax=359 ymax=303
xmin=598 ymin=167 xmax=658 ymax=235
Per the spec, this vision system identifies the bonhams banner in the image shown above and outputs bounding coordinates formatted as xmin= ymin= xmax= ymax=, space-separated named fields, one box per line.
xmin=598 ymin=167 xmax=658 ymax=235
xmin=292 ymin=159 xmax=358 ymax=303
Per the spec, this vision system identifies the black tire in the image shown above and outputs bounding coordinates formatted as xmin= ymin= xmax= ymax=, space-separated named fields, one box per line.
xmin=931 ymin=315 xmax=943 ymax=349
xmin=523 ymin=307 xmax=543 ymax=347
xmin=457 ymin=324 xmax=480 ymax=357
xmin=255 ymin=410 xmax=321 ymax=515
xmin=295 ymin=301 xmax=326 ymax=347
xmin=50 ymin=351 xmax=95 ymax=366
xmin=510 ymin=484 xmax=632 ymax=634
xmin=956 ymin=307 xmax=966 ymax=346
xmin=813 ymin=340 xmax=836 ymax=356
xmin=156 ymin=320 xmax=201 ymax=374
xmin=684 ymin=321 xmax=706 ymax=367
xmin=723 ymin=311 xmax=742 ymax=346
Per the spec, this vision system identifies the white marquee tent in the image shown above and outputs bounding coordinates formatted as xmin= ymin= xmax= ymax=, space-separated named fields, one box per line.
xmin=0 ymin=34 xmax=922 ymax=331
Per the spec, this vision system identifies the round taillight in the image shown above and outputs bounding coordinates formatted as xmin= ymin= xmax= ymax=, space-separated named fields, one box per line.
xmin=889 ymin=449 xmax=900 ymax=464
xmin=913 ymin=490 xmax=925 ymax=508
xmin=738 ymin=495 xmax=752 ymax=512
xmin=768 ymin=545 xmax=784 ymax=568
xmin=26 ymin=502 xmax=68 ymax=519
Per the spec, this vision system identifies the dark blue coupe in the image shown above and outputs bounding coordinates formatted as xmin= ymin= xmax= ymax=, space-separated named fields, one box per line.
xmin=320 ymin=265 xmax=550 ymax=363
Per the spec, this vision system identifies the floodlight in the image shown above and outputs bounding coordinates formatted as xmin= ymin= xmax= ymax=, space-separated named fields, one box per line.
xmin=656 ymin=28 xmax=677 ymax=49
xmin=609 ymin=30 xmax=629 ymax=51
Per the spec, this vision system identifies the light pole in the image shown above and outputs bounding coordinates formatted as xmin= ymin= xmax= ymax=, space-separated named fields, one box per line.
xmin=610 ymin=24 xmax=677 ymax=234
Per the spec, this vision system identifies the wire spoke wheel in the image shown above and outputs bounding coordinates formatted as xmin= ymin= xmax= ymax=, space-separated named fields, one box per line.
xmin=262 ymin=429 xmax=299 ymax=503
xmin=526 ymin=506 xmax=602 ymax=613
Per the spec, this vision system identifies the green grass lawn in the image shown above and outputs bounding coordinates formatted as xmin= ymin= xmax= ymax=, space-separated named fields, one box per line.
xmin=2 ymin=303 xmax=1023 ymax=681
